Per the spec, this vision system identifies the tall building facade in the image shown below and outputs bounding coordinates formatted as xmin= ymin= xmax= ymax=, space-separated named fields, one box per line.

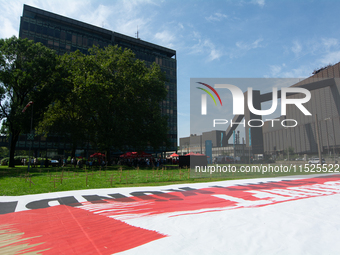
xmin=19 ymin=4 xmax=177 ymax=152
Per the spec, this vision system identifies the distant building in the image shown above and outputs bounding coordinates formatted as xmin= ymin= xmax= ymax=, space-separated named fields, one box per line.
xmin=179 ymin=131 xmax=249 ymax=161
xmin=262 ymin=67 xmax=340 ymax=157
xmin=18 ymin=4 xmax=177 ymax=153
xmin=223 ymin=63 xmax=340 ymax=157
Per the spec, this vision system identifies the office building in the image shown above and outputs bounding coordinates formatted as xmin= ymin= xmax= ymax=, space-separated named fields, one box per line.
xmin=18 ymin=4 xmax=177 ymax=153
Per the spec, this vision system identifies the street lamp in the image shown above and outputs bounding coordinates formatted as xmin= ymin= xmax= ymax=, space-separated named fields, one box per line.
xmin=22 ymin=101 xmax=34 ymax=172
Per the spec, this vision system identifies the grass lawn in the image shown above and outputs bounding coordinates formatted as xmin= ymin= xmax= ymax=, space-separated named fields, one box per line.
xmin=0 ymin=163 xmax=333 ymax=196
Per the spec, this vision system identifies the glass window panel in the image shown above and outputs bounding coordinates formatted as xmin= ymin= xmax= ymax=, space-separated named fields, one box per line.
xmin=77 ymin=35 xmax=82 ymax=46
xmin=61 ymin=31 xmax=66 ymax=40
xmin=48 ymin=28 xmax=54 ymax=37
xmin=72 ymin=34 xmax=77 ymax=44
xmin=66 ymin=33 xmax=71 ymax=41
xmin=55 ymin=30 xmax=60 ymax=38
xmin=88 ymin=38 xmax=93 ymax=46
xmin=42 ymin=26 xmax=48 ymax=35
xmin=29 ymin=23 xmax=35 ymax=32
xmin=36 ymin=24 xmax=42 ymax=34
xmin=22 ymin=21 xmax=29 ymax=30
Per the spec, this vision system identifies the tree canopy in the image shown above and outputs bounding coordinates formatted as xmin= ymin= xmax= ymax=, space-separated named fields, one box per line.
xmin=37 ymin=45 xmax=169 ymax=163
xmin=0 ymin=37 xmax=169 ymax=166
xmin=0 ymin=36 xmax=59 ymax=167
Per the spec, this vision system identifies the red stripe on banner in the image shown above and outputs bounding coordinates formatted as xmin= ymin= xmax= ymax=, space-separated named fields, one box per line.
xmin=79 ymin=175 xmax=340 ymax=219
xmin=0 ymin=205 xmax=166 ymax=254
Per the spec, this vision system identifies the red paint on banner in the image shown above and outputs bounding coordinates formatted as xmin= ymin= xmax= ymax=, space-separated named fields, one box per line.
xmin=79 ymin=175 xmax=340 ymax=219
xmin=1 ymin=175 xmax=340 ymax=254
xmin=0 ymin=205 xmax=166 ymax=254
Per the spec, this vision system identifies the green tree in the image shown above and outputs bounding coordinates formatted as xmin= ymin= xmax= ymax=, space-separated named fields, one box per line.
xmin=85 ymin=45 xmax=169 ymax=159
xmin=0 ymin=37 xmax=59 ymax=167
xmin=37 ymin=45 xmax=169 ymax=164
xmin=36 ymin=50 xmax=91 ymax=158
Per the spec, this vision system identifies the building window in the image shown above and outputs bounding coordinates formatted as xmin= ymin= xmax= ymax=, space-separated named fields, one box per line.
xmin=66 ymin=33 xmax=72 ymax=42
xmin=22 ymin=21 xmax=29 ymax=31
xmin=78 ymin=35 xmax=82 ymax=46
xmin=61 ymin=31 xmax=66 ymax=41
xmin=29 ymin=23 xmax=35 ymax=32
xmin=55 ymin=29 xmax=60 ymax=38
xmin=72 ymin=34 xmax=77 ymax=44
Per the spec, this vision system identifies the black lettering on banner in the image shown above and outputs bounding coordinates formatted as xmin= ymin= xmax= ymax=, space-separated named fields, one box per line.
xmin=130 ymin=191 xmax=183 ymax=201
xmin=26 ymin=196 xmax=82 ymax=210
xmin=0 ymin=201 xmax=18 ymax=215
xmin=83 ymin=193 xmax=136 ymax=204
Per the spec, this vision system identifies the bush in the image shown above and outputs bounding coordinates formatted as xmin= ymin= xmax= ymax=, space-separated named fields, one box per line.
xmin=1 ymin=157 xmax=9 ymax=166
xmin=1 ymin=156 xmax=30 ymax=166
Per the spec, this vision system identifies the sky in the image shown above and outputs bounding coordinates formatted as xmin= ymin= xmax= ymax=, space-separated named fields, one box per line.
xmin=1 ymin=0 xmax=340 ymax=144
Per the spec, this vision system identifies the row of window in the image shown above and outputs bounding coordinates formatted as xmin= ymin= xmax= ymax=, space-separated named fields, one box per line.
xmin=21 ymin=19 xmax=110 ymax=49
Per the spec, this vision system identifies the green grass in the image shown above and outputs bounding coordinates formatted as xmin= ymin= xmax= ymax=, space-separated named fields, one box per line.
xmin=0 ymin=163 xmax=333 ymax=196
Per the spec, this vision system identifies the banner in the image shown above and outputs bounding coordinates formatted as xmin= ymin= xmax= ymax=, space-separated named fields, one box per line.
xmin=1 ymin=174 xmax=340 ymax=254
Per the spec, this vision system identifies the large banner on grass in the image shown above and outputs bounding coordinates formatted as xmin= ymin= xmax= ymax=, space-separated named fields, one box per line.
xmin=1 ymin=174 xmax=340 ymax=254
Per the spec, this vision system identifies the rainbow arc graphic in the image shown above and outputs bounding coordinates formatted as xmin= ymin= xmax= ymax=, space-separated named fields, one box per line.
xmin=197 ymin=82 xmax=222 ymax=115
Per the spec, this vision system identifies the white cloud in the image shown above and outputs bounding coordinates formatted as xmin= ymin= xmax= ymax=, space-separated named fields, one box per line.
xmin=206 ymin=12 xmax=228 ymax=22
xmin=154 ymin=30 xmax=176 ymax=48
xmin=236 ymin=38 xmax=263 ymax=50
xmin=319 ymin=51 xmax=340 ymax=66
xmin=269 ymin=64 xmax=285 ymax=77
xmin=190 ymin=36 xmax=223 ymax=61
xmin=291 ymin=40 xmax=302 ymax=56
xmin=321 ymin=38 xmax=338 ymax=51
xmin=0 ymin=17 xmax=18 ymax=39
xmin=267 ymin=63 xmax=311 ymax=78
xmin=251 ymin=0 xmax=265 ymax=7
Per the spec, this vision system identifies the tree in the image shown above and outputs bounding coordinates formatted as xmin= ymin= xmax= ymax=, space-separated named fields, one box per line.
xmin=85 ymin=45 xmax=169 ymax=158
xmin=0 ymin=37 xmax=59 ymax=167
xmin=37 ymin=45 xmax=169 ymax=164
xmin=36 ymin=50 xmax=91 ymax=158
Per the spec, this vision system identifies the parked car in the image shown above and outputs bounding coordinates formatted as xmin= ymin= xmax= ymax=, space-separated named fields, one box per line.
xmin=308 ymin=158 xmax=325 ymax=164
xmin=50 ymin=159 xmax=59 ymax=166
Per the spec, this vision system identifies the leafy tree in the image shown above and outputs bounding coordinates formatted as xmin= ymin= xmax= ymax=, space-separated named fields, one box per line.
xmin=0 ymin=37 xmax=59 ymax=167
xmin=37 ymin=45 xmax=169 ymax=164
xmin=85 ymin=46 xmax=169 ymax=159
xmin=36 ymin=50 xmax=91 ymax=158
xmin=0 ymin=146 xmax=9 ymax=158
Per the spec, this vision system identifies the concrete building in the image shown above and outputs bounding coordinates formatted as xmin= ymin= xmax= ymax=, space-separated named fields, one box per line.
xmin=223 ymin=63 xmax=340 ymax=158
xmin=179 ymin=131 xmax=250 ymax=162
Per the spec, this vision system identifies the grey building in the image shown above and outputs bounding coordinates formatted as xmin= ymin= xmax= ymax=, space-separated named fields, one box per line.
xmin=223 ymin=63 xmax=340 ymax=157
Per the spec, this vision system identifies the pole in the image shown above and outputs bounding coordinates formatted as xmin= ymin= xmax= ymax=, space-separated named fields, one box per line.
xmin=325 ymin=119 xmax=330 ymax=156
xmin=28 ymin=104 xmax=33 ymax=172
xmin=331 ymin=118 xmax=336 ymax=162
xmin=315 ymin=114 xmax=322 ymax=163
xmin=22 ymin=101 xmax=34 ymax=172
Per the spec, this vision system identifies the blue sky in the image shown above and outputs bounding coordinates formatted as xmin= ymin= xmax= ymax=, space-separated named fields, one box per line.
xmin=1 ymin=0 xmax=340 ymax=143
